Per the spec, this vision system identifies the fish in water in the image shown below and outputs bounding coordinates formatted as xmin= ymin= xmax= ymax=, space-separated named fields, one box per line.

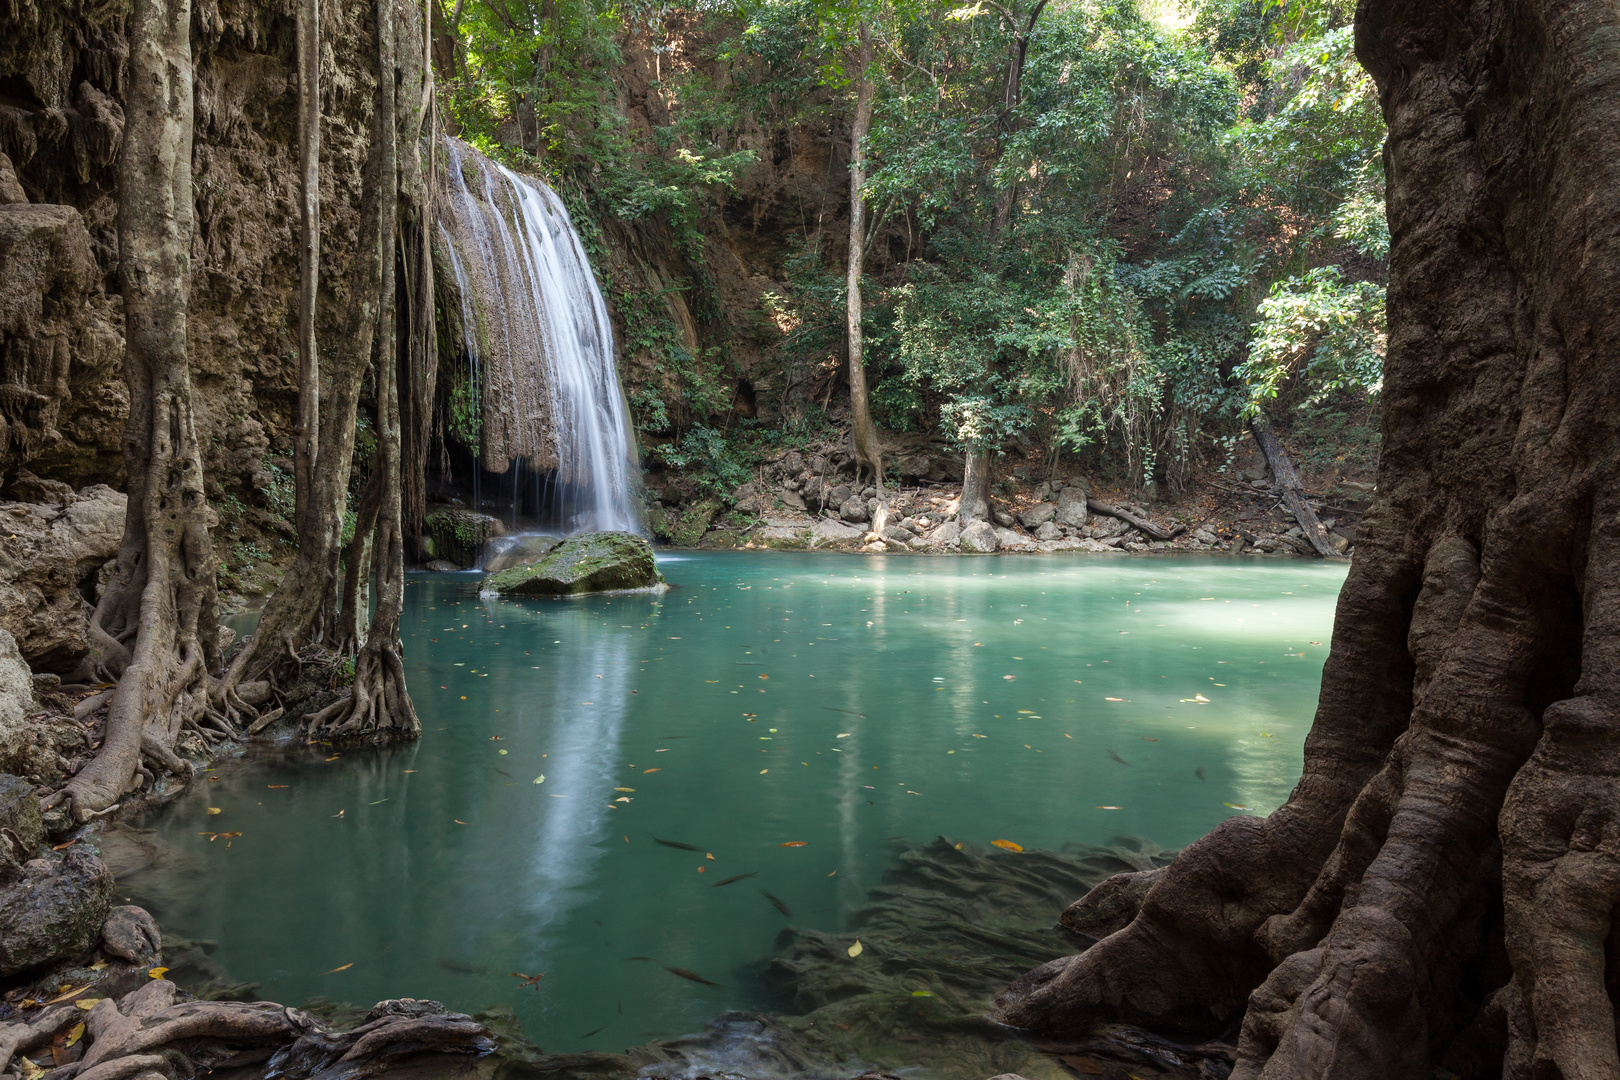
xmin=491 ymin=768 xmax=513 ymax=778
xmin=665 ymin=966 xmax=723 ymax=988
xmin=653 ymin=836 xmax=702 ymax=851
xmin=657 ymin=735 xmax=691 ymax=740
xmin=580 ymin=1027 xmax=605 ymax=1039
xmin=761 ymin=891 xmax=793 ymax=918
xmin=1107 ymin=750 xmax=1131 ymax=766
xmin=623 ymin=956 xmax=658 ymax=962
xmin=711 ymin=872 xmax=757 ymax=887
xmin=821 ymin=707 xmax=867 ymax=718
xmin=439 ymin=959 xmax=490 ymax=975
xmin=1195 ymin=766 xmax=1207 ymax=781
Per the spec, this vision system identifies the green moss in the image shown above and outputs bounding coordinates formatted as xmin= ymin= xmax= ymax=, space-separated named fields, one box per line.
xmin=425 ymin=507 xmax=501 ymax=566
xmin=483 ymin=532 xmax=663 ymax=596
xmin=647 ymin=499 xmax=719 ymax=547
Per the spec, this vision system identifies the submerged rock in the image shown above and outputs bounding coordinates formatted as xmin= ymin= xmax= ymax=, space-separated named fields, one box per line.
xmin=483 ymin=532 xmax=664 ymax=597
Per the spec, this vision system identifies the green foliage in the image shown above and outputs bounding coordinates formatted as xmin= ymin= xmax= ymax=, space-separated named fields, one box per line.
xmin=1238 ymin=265 xmax=1384 ymax=416
xmin=652 ymin=424 xmax=753 ymax=495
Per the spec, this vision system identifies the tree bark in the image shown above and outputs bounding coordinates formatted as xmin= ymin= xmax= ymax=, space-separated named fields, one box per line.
xmin=994 ymin=0 xmax=1620 ymax=1074
xmin=1250 ymin=417 xmax=1336 ymax=558
xmin=845 ymin=21 xmax=882 ymax=492
xmin=292 ymin=0 xmax=321 ymax=553
xmin=1085 ymin=498 xmax=1180 ymax=541
xmin=53 ymin=0 xmax=220 ymax=819
xmin=960 ymin=446 xmax=992 ymax=522
xmin=305 ymin=0 xmax=418 ymax=743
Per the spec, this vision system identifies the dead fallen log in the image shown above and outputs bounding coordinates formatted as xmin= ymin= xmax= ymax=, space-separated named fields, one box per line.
xmin=1085 ymin=499 xmax=1184 ymax=541
xmin=1248 ymin=418 xmax=1338 ymax=558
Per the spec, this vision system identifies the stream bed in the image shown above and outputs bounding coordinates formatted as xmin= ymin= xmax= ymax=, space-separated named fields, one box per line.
xmin=122 ymin=551 xmax=1346 ymax=1057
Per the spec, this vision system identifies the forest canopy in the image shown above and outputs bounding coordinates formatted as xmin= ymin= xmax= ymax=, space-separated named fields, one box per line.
xmin=437 ymin=0 xmax=1385 ymax=494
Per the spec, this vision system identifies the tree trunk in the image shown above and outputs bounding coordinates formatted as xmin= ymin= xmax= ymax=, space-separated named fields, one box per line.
xmin=292 ymin=0 xmax=321 ymax=553
xmin=219 ymin=0 xmax=403 ymax=699
xmin=305 ymin=0 xmax=418 ymax=743
xmin=845 ymin=21 xmax=882 ymax=491
xmin=1250 ymin=417 xmax=1336 ymax=558
xmin=53 ymin=0 xmax=220 ymax=819
xmin=960 ymin=446 xmax=992 ymax=523
xmin=994 ymin=0 xmax=1620 ymax=1075
xmin=988 ymin=0 xmax=1047 ymax=243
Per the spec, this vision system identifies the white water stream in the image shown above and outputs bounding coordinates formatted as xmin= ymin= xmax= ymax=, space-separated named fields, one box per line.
xmin=438 ymin=137 xmax=642 ymax=535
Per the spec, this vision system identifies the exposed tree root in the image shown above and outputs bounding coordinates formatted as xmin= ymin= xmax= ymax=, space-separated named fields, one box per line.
xmin=0 ymin=981 xmax=493 ymax=1080
xmin=994 ymin=0 xmax=1620 ymax=1073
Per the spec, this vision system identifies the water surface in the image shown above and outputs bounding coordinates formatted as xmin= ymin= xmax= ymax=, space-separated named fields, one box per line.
xmin=129 ymin=552 xmax=1345 ymax=1053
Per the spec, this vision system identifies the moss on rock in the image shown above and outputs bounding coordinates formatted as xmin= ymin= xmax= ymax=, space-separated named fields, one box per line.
xmin=483 ymin=532 xmax=663 ymax=597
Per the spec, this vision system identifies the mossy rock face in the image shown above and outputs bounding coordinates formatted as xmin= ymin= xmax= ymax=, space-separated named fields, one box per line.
xmin=647 ymin=499 xmax=720 ymax=547
xmin=483 ymin=531 xmax=663 ymax=597
xmin=425 ymin=506 xmax=505 ymax=567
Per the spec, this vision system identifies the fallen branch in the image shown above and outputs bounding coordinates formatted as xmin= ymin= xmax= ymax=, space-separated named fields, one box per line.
xmin=1085 ymin=499 xmax=1184 ymax=541
xmin=1248 ymin=418 xmax=1337 ymax=557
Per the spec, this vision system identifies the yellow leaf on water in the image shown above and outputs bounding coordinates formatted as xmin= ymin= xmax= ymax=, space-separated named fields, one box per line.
xmin=615 ymin=797 xmax=631 ymax=803
xmin=911 ymin=990 xmax=933 ymax=997
xmin=847 ymin=940 xmax=863 ymax=958
xmin=324 ymin=962 xmax=354 ymax=974
xmin=207 ymin=807 xmax=221 ymax=815
xmin=706 ymin=852 xmax=715 ymax=860
xmin=991 ymin=839 xmax=1023 ymax=852
xmin=1097 ymin=805 xmax=1122 ymax=810
xmin=1105 ymin=697 xmax=1124 ymax=701
xmin=760 ymin=769 xmax=768 ymax=774
xmin=614 ymin=787 xmax=634 ymax=792
xmin=643 ymin=768 xmax=661 ymax=774
xmin=1224 ymin=803 xmax=1249 ymax=810
xmin=534 ymin=775 xmax=546 ymax=784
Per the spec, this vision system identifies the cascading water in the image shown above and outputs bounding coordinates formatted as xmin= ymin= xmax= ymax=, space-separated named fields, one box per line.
xmin=437 ymin=136 xmax=643 ymax=538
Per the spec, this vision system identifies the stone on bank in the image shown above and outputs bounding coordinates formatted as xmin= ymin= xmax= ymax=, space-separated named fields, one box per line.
xmin=481 ymin=532 xmax=664 ymax=597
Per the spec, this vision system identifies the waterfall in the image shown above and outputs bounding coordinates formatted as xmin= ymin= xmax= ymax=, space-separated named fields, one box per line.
xmin=437 ymin=137 xmax=643 ymax=536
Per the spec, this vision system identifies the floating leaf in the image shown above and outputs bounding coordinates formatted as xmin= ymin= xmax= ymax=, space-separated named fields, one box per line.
xmin=323 ymin=962 xmax=354 ymax=974
xmin=613 ymin=786 xmax=633 ymax=792
xmin=615 ymin=797 xmax=631 ymax=803
xmin=1106 ymin=697 xmax=1124 ymax=701
xmin=779 ymin=841 xmax=808 ymax=847
xmin=991 ymin=839 xmax=1023 ymax=852
xmin=73 ymin=999 xmax=103 ymax=1011
xmin=149 ymin=966 xmax=171 ymax=979
xmin=207 ymin=807 xmax=221 ymax=815
xmin=911 ymin=990 xmax=933 ymax=997
xmin=836 ymin=733 xmax=851 ymax=738
xmin=498 ymin=749 xmax=508 ymax=756
xmin=760 ymin=769 xmax=768 ymax=774
xmin=535 ymin=776 xmax=546 ymax=784
xmin=1224 ymin=803 xmax=1249 ymax=810
xmin=847 ymin=940 xmax=863 ymax=957
xmin=643 ymin=768 xmax=661 ymax=774
xmin=268 ymin=785 xmax=289 ymax=789
xmin=1097 ymin=805 xmax=1122 ymax=810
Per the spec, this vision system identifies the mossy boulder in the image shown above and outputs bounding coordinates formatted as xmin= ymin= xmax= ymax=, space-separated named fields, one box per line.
xmin=482 ymin=532 xmax=663 ymax=597
xmin=647 ymin=499 xmax=720 ymax=547
xmin=424 ymin=506 xmax=505 ymax=567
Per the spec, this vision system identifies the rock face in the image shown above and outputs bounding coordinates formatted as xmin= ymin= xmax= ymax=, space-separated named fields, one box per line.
xmin=483 ymin=532 xmax=664 ymax=596
xmin=0 ymin=483 xmax=125 ymax=673
xmin=424 ymin=507 xmax=506 ymax=568
xmin=0 ymin=772 xmax=43 ymax=867
xmin=0 ymin=848 xmax=112 ymax=975
xmin=0 ymin=631 xmax=36 ymax=775
xmin=1018 ymin=502 xmax=1056 ymax=528
xmin=1056 ymin=486 xmax=1089 ymax=527
xmin=960 ymin=520 xmax=999 ymax=553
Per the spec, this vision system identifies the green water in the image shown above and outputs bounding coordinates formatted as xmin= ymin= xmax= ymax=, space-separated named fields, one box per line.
xmin=126 ymin=551 xmax=1345 ymax=1054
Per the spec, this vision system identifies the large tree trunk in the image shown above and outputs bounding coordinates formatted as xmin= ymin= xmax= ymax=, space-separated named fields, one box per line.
xmin=994 ymin=0 xmax=1620 ymax=1075
xmin=305 ymin=0 xmax=418 ymax=743
xmin=845 ymin=22 xmax=882 ymax=491
xmin=987 ymin=0 xmax=1047 ymax=242
xmin=960 ymin=446 xmax=992 ymax=523
xmin=54 ymin=0 xmax=221 ymax=819
xmin=1249 ymin=416 xmax=1337 ymax=558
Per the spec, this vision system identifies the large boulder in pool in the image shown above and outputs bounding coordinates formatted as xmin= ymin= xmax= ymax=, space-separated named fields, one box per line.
xmin=482 ymin=532 xmax=664 ymax=597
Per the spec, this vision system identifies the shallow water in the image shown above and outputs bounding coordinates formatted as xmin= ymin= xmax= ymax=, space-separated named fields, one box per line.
xmin=127 ymin=552 xmax=1345 ymax=1055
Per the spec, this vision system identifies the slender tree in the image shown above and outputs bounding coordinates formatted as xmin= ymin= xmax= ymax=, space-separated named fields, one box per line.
xmin=52 ymin=0 xmax=222 ymax=819
xmin=995 ymin=0 xmax=1620 ymax=1074
xmin=845 ymin=20 xmax=884 ymax=495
